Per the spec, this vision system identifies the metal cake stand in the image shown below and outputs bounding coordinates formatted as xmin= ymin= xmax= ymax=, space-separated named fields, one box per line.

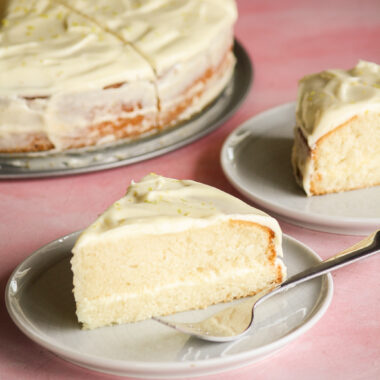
xmin=0 ymin=41 xmax=253 ymax=179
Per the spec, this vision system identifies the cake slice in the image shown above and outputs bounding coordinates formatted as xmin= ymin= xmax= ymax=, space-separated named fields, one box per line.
xmin=292 ymin=60 xmax=380 ymax=196
xmin=71 ymin=174 xmax=285 ymax=329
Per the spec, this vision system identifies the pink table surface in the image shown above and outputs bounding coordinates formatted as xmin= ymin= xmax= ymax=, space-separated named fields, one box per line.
xmin=1 ymin=0 xmax=380 ymax=379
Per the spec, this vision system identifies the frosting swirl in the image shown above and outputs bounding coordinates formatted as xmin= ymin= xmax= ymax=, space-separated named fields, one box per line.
xmin=296 ymin=60 xmax=380 ymax=145
xmin=74 ymin=174 xmax=283 ymax=256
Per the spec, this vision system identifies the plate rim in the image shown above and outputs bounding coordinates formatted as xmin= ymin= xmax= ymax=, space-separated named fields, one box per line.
xmin=5 ymin=230 xmax=333 ymax=378
xmin=0 ymin=39 xmax=253 ymax=179
xmin=220 ymin=101 xmax=380 ymax=233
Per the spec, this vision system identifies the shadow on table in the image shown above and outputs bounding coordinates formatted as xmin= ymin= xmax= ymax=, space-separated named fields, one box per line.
xmin=195 ymin=133 xmax=302 ymax=198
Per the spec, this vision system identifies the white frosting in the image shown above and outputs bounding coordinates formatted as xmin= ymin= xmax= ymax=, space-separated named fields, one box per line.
xmin=157 ymin=25 xmax=234 ymax=121
xmin=0 ymin=0 xmax=236 ymax=151
xmin=0 ymin=0 xmax=236 ymax=94
xmin=57 ymin=0 xmax=237 ymax=75
xmin=74 ymin=174 xmax=283 ymax=257
xmin=45 ymin=82 xmax=157 ymax=149
xmin=296 ymin=60 xmax=380 ymax=146
xmin=0 ymin=0 xmax=155 ymax=96
xmin=165 ymin=53 xmax=235 ymax=124
xmin=0 ymin=82 xmax=157 ymax=151
xmin=87 ymin=267 xmax=268 ymax=304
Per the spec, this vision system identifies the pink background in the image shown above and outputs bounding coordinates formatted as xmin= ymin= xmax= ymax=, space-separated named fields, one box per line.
xmin=1 ymin=0 xmax=380 ymax=379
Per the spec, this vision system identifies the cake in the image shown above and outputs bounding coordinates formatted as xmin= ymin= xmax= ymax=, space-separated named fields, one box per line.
xmin=0 ymin=0 xmax=237 ymax=153
xmin=71 ymin=174 xmax=286 ymax=329
xmin=291 ymin=60 xmax=380 ymax=196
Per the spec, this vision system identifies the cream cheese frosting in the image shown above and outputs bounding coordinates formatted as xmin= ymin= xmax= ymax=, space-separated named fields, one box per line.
xmin=0 ymin=0 xmax=237 ymax=152
xmin=56 ymin=0 xmax=237 ymax=75
xmin=72 ymin=173 xmax=285 ymax=328
xmin=0 ymin=0 xmax=155 ymax=97
xmin=0 ymin=0 xmax=236 ymax=95
xmin=296 ymin=60 xmax=380 ymax=146
xmin=74 ymin=173 xmax=283 ymax=256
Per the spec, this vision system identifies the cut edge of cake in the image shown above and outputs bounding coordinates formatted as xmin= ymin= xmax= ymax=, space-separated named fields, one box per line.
xmin=291 ymin=60 xmax=380 ymax=196
xmin=71 ymin=174 xmax=286 ymax=329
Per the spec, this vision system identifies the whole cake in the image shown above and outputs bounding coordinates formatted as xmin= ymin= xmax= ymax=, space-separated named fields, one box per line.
xmin=292 ymin=60 xmax=380 ymax=196
xmin=71 ymin=174 xmax=286 ymax=329
xmin=0 ymin=0 xmax=237 ymax=152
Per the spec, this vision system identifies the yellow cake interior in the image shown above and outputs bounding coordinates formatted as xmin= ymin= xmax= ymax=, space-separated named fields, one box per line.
xmin=292 ymin=60 xmax=380 ymax=195
xmin=71 ymin=174 xmax=285 ymax=329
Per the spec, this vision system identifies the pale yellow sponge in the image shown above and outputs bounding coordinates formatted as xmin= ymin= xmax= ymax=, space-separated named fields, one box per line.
xmin=71 ymin=174 xmax=286 ymax=329
xmin=292 ymin=61 xmax=380 ymax=196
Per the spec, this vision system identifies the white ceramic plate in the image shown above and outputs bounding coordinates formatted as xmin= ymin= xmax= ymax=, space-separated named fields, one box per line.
xmin=221 ymin=102 xmax=380 ymax=235
xmin=6 ymin=231 xmax=332 ymax=379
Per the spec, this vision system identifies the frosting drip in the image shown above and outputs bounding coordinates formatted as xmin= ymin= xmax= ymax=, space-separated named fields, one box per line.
xmin=296 ymin=60 xmax=380 ymax=146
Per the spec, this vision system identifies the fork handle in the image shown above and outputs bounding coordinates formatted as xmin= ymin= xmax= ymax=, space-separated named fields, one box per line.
xmin=281 ymin=229 xmax=380 ymax=290
xmin=258 ymin=230 xmax=380 ymax=304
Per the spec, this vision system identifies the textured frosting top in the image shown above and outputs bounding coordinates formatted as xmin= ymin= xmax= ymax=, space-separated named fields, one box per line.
xmin=0 ymin=0 xmax=236 ymax=96
xmin=0 ymin=0 xmax=154 ymax=96
xmin=74 ymin=174 xmax=282 ymax=254
xmin=58 ymin=0 xmax=237 ymax=75
xmin=296 ymin=60 xmax=380 ymax=146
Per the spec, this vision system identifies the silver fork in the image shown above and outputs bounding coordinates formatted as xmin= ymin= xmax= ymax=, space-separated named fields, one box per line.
xmin=153 ymin=229 xmax=380 ymax=342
